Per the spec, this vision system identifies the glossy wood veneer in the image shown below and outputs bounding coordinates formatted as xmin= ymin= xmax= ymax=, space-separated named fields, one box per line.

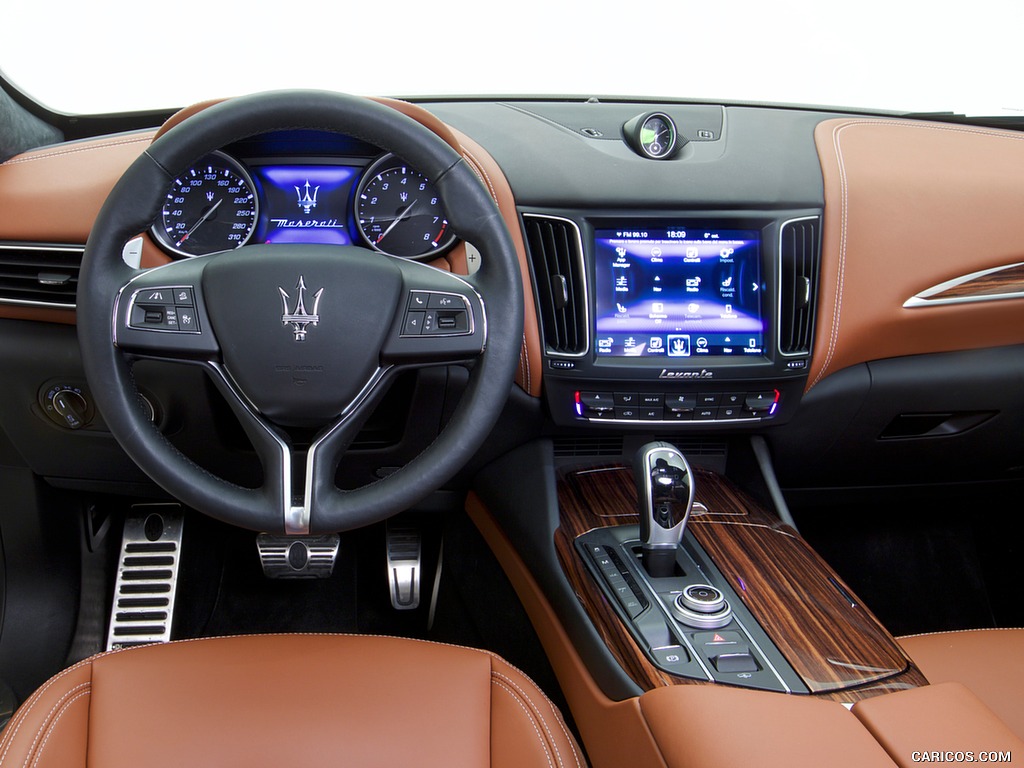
xmin=555 ymin=465 xmax=928 ymax=702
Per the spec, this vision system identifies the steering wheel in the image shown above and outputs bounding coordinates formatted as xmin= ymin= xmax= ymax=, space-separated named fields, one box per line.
xmin=77 ymin=91 xmax=523 ymax=535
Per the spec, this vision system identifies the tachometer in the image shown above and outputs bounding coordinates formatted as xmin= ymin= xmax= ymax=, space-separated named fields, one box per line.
xmin=152 ymin=151 xmax=258 ymax=258
xmin=355 ymin=154 xmax=455 ymax=259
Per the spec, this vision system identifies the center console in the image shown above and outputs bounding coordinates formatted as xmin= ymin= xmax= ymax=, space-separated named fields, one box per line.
xmin=523 ymin=211 xmax=820 ymax=428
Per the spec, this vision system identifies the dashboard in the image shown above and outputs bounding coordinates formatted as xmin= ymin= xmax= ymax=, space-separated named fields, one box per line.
xmin=1 ymin=96 xmax=1023 ymax=493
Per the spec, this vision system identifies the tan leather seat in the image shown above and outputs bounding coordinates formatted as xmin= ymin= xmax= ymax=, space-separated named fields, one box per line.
xmin=898 ymin=629 xmax=1024 ymax=741
xmin=0 ymin=634 xmax=585 ymax=768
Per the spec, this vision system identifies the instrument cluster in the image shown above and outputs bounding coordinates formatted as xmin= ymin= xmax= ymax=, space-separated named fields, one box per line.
xmin=151 ymin=145 xmax=456 ymax=261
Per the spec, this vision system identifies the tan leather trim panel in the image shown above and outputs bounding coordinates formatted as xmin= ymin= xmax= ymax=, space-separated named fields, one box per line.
xmin=853 ymin=682 xmax=1024 ymax=768
xmin=898 ymin=629 xmax=1024 ymax=741
xmin=809 ymin=118 xmax=1024 ymax=390
xmin=454 ymin=129 xmax=543 ymax=397
xmin=641 ymin=684 xmax=898 ymax=768
xmin=0 ymin=132 xmax=155 ymax=244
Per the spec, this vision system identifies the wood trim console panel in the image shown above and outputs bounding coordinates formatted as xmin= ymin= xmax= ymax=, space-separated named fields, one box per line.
xmin=556 ymin=466 xmax=928 ymax=702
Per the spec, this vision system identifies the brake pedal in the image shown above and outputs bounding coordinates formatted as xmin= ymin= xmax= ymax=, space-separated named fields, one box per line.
xmin=105 ymin=506 xmax=184 ymax=651
xmin=256 ymin=534 xmax=340 ymax=578
xmin=386 ymin=520 xmax=421 ymax=610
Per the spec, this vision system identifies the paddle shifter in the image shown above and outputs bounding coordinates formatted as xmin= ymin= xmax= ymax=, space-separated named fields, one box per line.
xmin=635 ymin=441 xmax=695 ymax=578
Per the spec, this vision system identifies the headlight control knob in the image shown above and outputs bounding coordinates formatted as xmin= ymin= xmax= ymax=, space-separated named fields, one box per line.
xmin=39 ymin=382 xmax=94 ymax=430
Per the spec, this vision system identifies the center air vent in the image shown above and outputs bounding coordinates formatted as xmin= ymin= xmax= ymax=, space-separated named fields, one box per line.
xmin=522 ymin=214 xmax=589 ymax=357
xmin=778 ymin=218 xmax=820 ymax=356
xmin=0 ymin=243 xmax=84 ymax=308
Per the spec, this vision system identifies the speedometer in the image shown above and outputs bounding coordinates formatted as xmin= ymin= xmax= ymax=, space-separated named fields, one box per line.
xmin=152 ymin=151 xmax=258 ymax=258
xmin=355 ymin=154 xmax=455 ymax=259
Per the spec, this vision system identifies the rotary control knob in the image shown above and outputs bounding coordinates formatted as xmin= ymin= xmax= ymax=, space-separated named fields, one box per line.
xmin=40 ymin=382 xmax=95 ymax=430
xmin=670 ymin=584 xmax=733 ymax=629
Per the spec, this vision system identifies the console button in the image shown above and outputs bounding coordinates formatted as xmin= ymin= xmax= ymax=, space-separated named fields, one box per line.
xmin=177 ymin=307 xmax=200 ymax=332
xmin=615 ymin=407 xmax=639 ymax=420
xmin=711 ymin=649 xmax=760 ymax=674
xmin=640 ymin=393 xmax=665 ymax=407
xmin=693 ymin=631 xmax=744 ymax=646
xmin=652 ymin=646 xmax=690 ymax=669
xmin=664 ymin=410 xmax=693 ymax=421
xmin=579 ymin=392 xmax=614 ymax=411
xmin=745 ymin=391 xmax=776 ymax=413
xmin=694 ymin=408 xmax=717 ymax=420
xmin=718 ymin=406 xmax=741 ymax=420
xmin=697 ymin=393 xmax=721 ymax=407
xmin=614 ymin=392 xmax=639 ymax=406
xmin=720 ymin=393 xmax=744 ymax=407
xmin=664 ymin=394 xmax=697 ymax=413
xmin=640 ymin=408 xmax=664 ymax=420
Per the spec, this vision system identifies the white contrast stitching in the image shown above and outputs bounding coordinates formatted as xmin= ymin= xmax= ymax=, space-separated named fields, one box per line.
xmin=492 ymin=679 xmax=555 ymax=768
xmin=492 ymin=671 xmax=581 ymax=768
xmin=0 ymin=135 xmax=155 ymax=167
xmin=897 ymin=627 xmax=1024 ymax=641
xmin=11 ymin=682 xmax=90 ymax=768
xmin=26 ymin=689 xmax=91 ymax=768
xmin=461 ymin=148 xmax=499 ymax=203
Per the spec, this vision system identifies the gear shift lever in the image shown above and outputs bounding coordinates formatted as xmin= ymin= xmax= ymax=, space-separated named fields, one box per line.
xmin=634 ymin=441 xmax=695 ymax=578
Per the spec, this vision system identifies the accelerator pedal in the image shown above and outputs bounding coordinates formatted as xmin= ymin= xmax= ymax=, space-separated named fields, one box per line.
xmin=105 ymin=506 xmax=184 ymax=651
xmin=386 ymin=519 xmax=422 ymax=610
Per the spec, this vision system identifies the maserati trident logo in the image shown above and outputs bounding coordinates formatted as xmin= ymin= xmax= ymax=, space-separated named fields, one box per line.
xmin=279 ymin=276 xmax=324 ymax=342
xmin=295 ymin=180 xmax=319 ymax=214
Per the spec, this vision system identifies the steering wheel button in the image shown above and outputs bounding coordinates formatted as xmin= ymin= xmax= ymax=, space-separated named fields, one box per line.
xmin=427 ymin=293 xmax=459 ymax=310
xmin=403 ymin=311 xmax=425 ymax=335
xmin=177 ymin=308 xmax=200 ymax=333
xmin=408 ymin=291 xmax=430 ymax=310
xmin=174 ymin=288 xmax=195 ymax=306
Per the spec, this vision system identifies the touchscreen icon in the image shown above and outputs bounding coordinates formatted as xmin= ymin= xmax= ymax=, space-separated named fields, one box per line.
xmin=687 ymin=302 xmax=700 ymax=314
xmin=696 ymin=337 xmax=709 ymax=349
xmin=685 ymin=246 xmax=699 ymax=259
xmin=616 ymin=303 xmax=628 ymax=314
xmin=667 ymin=335 xmax=691 ymax=357
xmin=649 ymin=337 xmax=664 ymax=351
xmin=721 ymin=276 xmax=733 ymax=288
xmin=651 ymin=302 xmax=664 ymax=314
xmin=720 ymin=247 xmax=735 ymax=258
xmin=686 ymin=277 xmax=701 ymax=288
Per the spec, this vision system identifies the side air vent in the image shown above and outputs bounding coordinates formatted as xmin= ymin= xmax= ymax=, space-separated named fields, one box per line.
xmin=522 ymin=214 xmax=589 ymax=357
xmin=0 ymin=243 xmax=84 ymax=308
xmin=778 ymin=218 xmax=820 ymax=356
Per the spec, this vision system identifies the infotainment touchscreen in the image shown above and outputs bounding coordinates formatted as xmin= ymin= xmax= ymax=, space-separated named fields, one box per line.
xmin=593 ymin=227 xmax=763 ymax=358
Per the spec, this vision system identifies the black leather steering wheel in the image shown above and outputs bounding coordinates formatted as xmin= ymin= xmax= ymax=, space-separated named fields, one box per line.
xmin=78 ymin=91 xmax=523 ymax=534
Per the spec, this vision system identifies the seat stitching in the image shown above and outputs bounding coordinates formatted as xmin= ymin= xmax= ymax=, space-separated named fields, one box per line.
xmin=5 ymin=683 xmax=90 ymax=768
xmin=0 ymin=135 xmax=155 ymax=167
xmin=0 ymin=661 xmax=100 ymax=765
xmin=491 ymin=679 xmax=555 ymax=768
xmin=492 ymin=671 xmax=581 ymax=768
xmin=26 ymin=689 xmax=91 ymax=768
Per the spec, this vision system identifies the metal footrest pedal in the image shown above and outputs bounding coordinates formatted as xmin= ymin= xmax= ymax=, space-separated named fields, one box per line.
xmin=256 ymin=533 xmax=340 ymax=579
xmin=105 ymin=505 xmax=184 ymax=651
xmin=386 ymin=519 xmax=422 ymax=610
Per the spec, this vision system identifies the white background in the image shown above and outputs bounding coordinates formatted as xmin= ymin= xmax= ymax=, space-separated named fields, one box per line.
xmin=4 ymin=0 xmax=1023 ymax=116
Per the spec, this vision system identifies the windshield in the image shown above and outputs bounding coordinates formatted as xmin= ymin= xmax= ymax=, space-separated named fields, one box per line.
xmin=4 ymin=0 xmax=1023 ymax=117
